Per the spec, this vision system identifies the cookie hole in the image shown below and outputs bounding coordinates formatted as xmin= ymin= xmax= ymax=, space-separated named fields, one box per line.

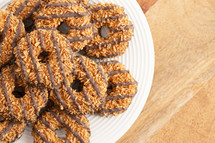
xmin=56 ymin=128 xmax=67 ymax=139
xmin=23 ymin=17 xmax=35 ymax=33
xmin=0 ymin=116 xmax=5 ymax=122
xmin=98 ymin=26 xmax=110 ymax=40
xmin=107 ymin=83 xmax=113 ymax=94
xmin=12 ymin=86 xmax=26 ymax=98
xmin=57 ymin=22 xmax=71 ymax=34
xmin=71 ymin=79 xmax=84 ymax=92
xmin=0 ymin=34 xmax=3 ymax=43
xmin=38 ymin=51 xmax=49 ymax=63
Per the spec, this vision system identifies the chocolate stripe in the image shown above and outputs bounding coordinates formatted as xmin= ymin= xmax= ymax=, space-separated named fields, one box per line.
xmin=16 ymin=45 xmax=39 ymax=116
xmin=86 ymin=38 xmax=131 ymax=51
xmin=69 ymin=24 xmax=93 ymax=30
xmin=39 ymin=116 xmax=54 ymax=131
xmin=98 ymin=61 xmax=119 ymax=66
xmin=0 ymin=73 xmax=14 ymax=118
xmin=26 ymin=35 xmax=47 ymax=103
xmin=83 ymin=89 xmax=94 ymax=111
xmin=49 ymin=111 xmax=85 ymax=143
xmin=68 ymin=36 xmax=93 ymax=42
xmin=0 ymin=121 xmax=15 ymax=140
xmin=97 ymin=65 xmax=108 ymax=85
xmin=97 ymin=107 xmax=126 ymax=114
xmin=36 ymin=11 xmax=89 ymax=19
xmin=110 ymin=25 xmax=134 ymax=33
xmin=51 ymin=31 xmax=81 ymax=113
xmin=37 ymin=27 xmax=57 ymax=31
xmin=91 ymin=14 xmax=127 ymax=23
xmin=19 ymin=98 xmax=28 ymax=122
xmin=0 ymin=13 xmax=11 ymax=59
xmin=78 ymin=55 xmax=105 ymax=105
xmin=113 ymin=81 xmax=137 ymax=87
xmin=14 ymin=0 xmax=29 ymax=16
xmin=26 ymin=0 xmax=41 ymax=18
xmin=67 ymin=39 xmax=74 ymax=62
xmin=46 ymin=2 xmax=78 ymax=7
xmin=33 ymin=127 xmax=51 ymax=143
xmin=106 ymin=94 xmax=135 ymax=101
xmin=68 ymin=113 xmax=90 ymax=133
xmin=10 ymin=123 xmax=25 ymax=142
xmin=37 ymin=30 xmax=69 ymax=111
xmin=106 ymin=70 xmax=129 ymax=76
xmin=11 ymin=20 xmax=22 ymax=52
xmin=90 ymin=5 xmax=117 ymax=12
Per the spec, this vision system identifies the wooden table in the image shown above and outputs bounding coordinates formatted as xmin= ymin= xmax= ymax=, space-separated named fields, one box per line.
xmin=117 ymin=0 xmax=215 ymax=142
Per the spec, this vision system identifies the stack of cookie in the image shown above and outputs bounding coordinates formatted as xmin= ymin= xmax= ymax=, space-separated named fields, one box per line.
xmin=0 ymin=0 xmax=137 ymax=142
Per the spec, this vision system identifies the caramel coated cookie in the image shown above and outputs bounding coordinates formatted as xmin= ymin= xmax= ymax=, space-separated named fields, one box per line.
xmin=0 ymin=65 xmax=48 ymax=123
xmin=14 ymin=29 xmax=74 ymax=88
xmin=50 ymin=55 xmax=108 ymax=115
xmin=35 ymin=0 xmax=94 ymax=52
xmin=32 ymin=107 xmax=90 ymax=143
xmin=85 ymin=3 xmax=134 ymax=59
xmin=7 ymin=0 xmax=45 ymax=33
xmin=97 ymin=61 xmax=137 ymax=116
xmin=0 ymin=117 xmax=26 ymax=142
xmin=0 ymin=9 xmax=25 ymax=67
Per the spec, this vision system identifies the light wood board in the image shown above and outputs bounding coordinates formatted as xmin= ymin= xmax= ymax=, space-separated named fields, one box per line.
xmin=118 ymin=0 xmax=215 ymax=142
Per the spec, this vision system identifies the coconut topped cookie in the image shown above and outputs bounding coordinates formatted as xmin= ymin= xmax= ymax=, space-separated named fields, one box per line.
xmin=14 ymin=29 xmax=74 ymax=88
xmin=0 ymin=9 xmax=25 ymax=67
xmin=85 ymin=3 xmax=134 ymax=59
xmin=35 ymin=0 xmax=94 ymax=52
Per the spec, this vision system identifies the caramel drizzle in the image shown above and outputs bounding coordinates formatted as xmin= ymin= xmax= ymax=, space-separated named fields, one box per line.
xmin=0 ymin=13 xmax=11 ymax=59
xmin=91 ymin=14 xmax=127 ymax=23
xmin=86 ymin=38 xmax=131 ymax=51
xmin=26 ymin=35 xmax=47 ymax=103
xmin=78 ymin=55 xmax=105 ymax=106
xmin=37 ymin=30 xmax=69 ymax=111
xmin=16 ymin=45 xmax=39 ymax=117
xmin=51 ymin=31 xmax=82 ymax=113
xmin=10 ymin=123 xmax=25 ymax=142
xmin=106 ymin=94 xmax=135 ymax=101
xmin=0 ymin=121 xmax=15 ymax=140
xmin=33 ymin=127 xmax=51 ymax=143
xmin=97 ymin=107 xmax=126 ymax=114
xmin=90 ymin=5 xmax=117 ymax=12
xmin=0 ymin=72 xmax=14 ymax=118
xmin=14 ymin=0 xmax=29 ymax=16
xmin=96 ymin=52 xmax=125 ymax=59
xmin=46 ymin=2 xmax=78 ymax=7
xmin=36 ymin=11 xmax=89 ymax=19
xmin=25 ymin=0 xmax=41 ymax=19
xmin=68 ymin=36 xmax=93 ymax=42
xmin=49 ymin=111 xmax=86 ymax=143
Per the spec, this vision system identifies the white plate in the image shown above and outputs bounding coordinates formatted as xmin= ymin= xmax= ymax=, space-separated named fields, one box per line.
xmin=0 ymin=0 xmax=154 ymax=142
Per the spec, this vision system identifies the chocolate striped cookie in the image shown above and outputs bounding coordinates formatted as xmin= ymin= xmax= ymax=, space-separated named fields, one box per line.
xmin=85 ymin=3 xmax=134 ymax=59
xmin=32 ymin=106 xmax=90 ymax=143
xmin=0 ymin=116 xmax=26 ymax=142
xmin=14 ymin=29 xmax=74 ymax=88
xmin=35 ymin=0 xmax=94 ymax=53
xmin=50 ymin=55 xmax=108 ymax=115
xmin=0 ymin=10 xmax=25 ymax=67
xmin=7 ymin=0 xmax=45 ymax=33
xmin=97 ymin=61 xmax=138 ymax=116
xmin=0 ymin=65 xmax=48 ymax=123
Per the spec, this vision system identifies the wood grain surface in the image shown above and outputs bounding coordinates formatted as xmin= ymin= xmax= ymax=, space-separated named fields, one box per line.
xmin=117 ymin=0 xmax=215 ymax=142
